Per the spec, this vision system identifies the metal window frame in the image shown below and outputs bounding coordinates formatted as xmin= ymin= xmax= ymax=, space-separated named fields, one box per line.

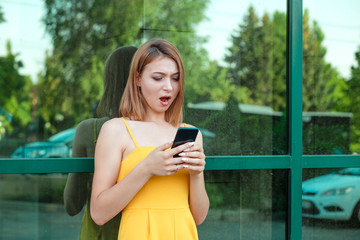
xmin=1 ymin=1 xmax=359 ymax=239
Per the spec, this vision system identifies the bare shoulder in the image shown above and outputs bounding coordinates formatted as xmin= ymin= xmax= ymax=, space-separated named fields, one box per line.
xmin=100 ymin=118 xmax=126 ymax=136
xmin=98 ymin=118 xmax=130 ymax=145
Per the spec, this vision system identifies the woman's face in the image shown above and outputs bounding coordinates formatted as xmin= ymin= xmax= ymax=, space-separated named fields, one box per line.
xmin=137 ymin=56 xmax=180 ymax=115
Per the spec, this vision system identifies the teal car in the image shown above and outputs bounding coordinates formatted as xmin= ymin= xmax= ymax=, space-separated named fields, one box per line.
xmin=11 ymin=128 xmax=75 ymax=158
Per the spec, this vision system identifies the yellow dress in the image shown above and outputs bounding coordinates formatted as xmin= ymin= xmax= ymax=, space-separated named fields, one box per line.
xmin=116 ymin=118 xmax=198 ymax=240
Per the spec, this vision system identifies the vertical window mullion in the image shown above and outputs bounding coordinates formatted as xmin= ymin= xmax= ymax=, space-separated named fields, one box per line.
xmin=288 ymin=0 xmax=303 ymax=239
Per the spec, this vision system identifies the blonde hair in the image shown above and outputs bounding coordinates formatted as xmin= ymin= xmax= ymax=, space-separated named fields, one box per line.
xmin=119 ymin=39 xmax=184 ymax=126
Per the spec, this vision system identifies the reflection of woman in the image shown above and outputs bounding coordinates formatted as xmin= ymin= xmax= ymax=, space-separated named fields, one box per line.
xmin=90 ymin=39 xmax=209 ymax=240
xmin=63 ymin=46 xmax=137 ymax=240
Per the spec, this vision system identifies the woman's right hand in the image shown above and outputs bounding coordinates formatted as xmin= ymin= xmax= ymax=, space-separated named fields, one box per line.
xmin=142 ymin=141 xmax=194 ymax=176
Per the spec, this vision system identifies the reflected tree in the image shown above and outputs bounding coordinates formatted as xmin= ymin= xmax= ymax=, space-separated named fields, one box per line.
xmin=302 ymin=9 xmax=341 ymax=112
xmin=225 ymin=7 xmax=342 ymax=113
xmin=205 ymin=94 xmax=240 ymax=156
xmin=225 ymin=6 xmax=281 ymax=109
xmin=39 ymin=0 xmax=145 ymax=132
xmin=347 ymin=47 xmax=360 ymax=152
xmin=0 ymin=6 xmax=4 ymax=23
xmin=39 ymin=0 xmax=211 ymax=133
xmin=0 ymin=42 xmax=33 ymax=137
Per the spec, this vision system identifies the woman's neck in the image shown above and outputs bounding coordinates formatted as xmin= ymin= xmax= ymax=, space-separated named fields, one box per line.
xmin=144 ymin=117 xmax=167 ymax=125
xmin=143 ymin=111 xmax=167 ymax=124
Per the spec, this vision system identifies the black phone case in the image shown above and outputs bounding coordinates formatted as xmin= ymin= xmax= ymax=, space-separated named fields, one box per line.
xmin=171 ymin=127 xmax=199 ymax=157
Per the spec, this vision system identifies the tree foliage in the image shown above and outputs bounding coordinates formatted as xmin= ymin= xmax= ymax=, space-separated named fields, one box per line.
xmin=0 ymin=42 xmax=33 ymax=136
xmin=225 ymin=7 xmax=342 ymax=113
xmin=205 ymin=94 xmax=240 ymax=156
xmin=39 ymin=0 xmax=211 ymax=132
xmin=0 ymin=5 xmax=5 ymax=24
xmin=39 ymin=0 xmax=145 ymax=131
xmin=302 ymin=9 xmax=342 ymax=112
xmin=5 ymin=2 xmax=355 ymax=156
xmin=347 ymin=47 xmax=360 ymax=152
xmin=225 ymin=6 xmax=286 ymax=111
xmin=138 ymin=0 xmax=215 ymax=105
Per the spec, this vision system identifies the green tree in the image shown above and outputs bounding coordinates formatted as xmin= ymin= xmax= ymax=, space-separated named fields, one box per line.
xmin=140 ymin=0 xmax=213 ymax=105
xmin=0 ymin=5 xmax=5 ymax=23
xmin=0 ymin=41 xmax=33 ymax=136
xmin=271 ymin=11 xmax=287 ymax=111
xmin=225 ymin=7 xmax=286 ymax=110
xmin=204 ymin=94 xmax=240 ymax=155
xmin=39 ymin=0 xmax=211 ymax=132
xmin=39 ymin=0 xmax=145 ymax=131
xmin=302 ymin=9 xmax=340 ymax=112
xmin=348 ymin=46 xmax=360 ymax=152
xmin=225 ymin=6 xmax=261 ymax=89
xmin=0 ymin=6 xmax=33 ymax=138
xmin=226 ymin=7 xmax=341 ymax=113
xmin=184 ymin=60 xmax=236 ymax=103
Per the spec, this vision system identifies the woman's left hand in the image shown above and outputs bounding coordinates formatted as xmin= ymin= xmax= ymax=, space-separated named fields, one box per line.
xmin=178 ymin=143 xmax=206 ymax=175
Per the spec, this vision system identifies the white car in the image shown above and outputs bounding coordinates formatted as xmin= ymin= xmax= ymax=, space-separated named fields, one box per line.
xmin=302 ymin=168 xmax=360 ymax=224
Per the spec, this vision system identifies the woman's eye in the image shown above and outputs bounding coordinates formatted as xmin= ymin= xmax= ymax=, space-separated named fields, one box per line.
xmin=153 ymin=77 xmax=162 ymax=81
xmin=172 ymin=77 xmax=179 ymax=81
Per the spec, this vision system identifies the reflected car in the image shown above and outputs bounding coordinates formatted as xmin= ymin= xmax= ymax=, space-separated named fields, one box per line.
xmin=302 ymin=168 xmax=360 ymax=224
xmin=198 ymin=127 xmax=215 ymax=145
xmin=11 ymin=128 xmax=76 ymax=158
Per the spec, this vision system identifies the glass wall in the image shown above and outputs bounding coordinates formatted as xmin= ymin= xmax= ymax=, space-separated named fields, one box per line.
xmin=0 ymin=0 xmax=289 ymax=239
xmin=5 ymin=0 xmax=360 ymax=240
xmin=0 ymin=170 xmax=288 ymax=239
xmin=201 ymin=169 xmax=287 ymax=240
xmin=0 ymin=0 xmax=288 ymax=157
xmin=301 ymin=1 xmax=360 ymax=238
xmin=302 ymin=168 xmax=360 ymax=240
xmin=0 ymin=174 xmax=82 ymax=239
xmin=188 ymin=0 xmax=287 ymax=156
xmin=302 ymin=0 xmax=360 ymax=155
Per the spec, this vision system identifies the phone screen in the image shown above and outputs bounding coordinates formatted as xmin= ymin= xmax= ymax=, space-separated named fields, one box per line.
xmin=171 ymin=127 xmax=199 ymax=157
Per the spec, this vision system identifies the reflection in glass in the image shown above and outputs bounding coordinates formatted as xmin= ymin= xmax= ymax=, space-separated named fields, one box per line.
xmin=0 ymin=170 xmax=287 ymax=240
xmin=185 ymin=0 xmax=287 ymax=156
xmin=10 ymin=128 xmax=75 ymax=158
xmin=0 ymin=174 xmax=82 ymax=239
xmin=0 ymin=0 xmax=288 ymax=157
xmin=302 ymin=0 xmax=360 ymax=155
xmin=199 ymin=169 xmax=287 ymax=240
xmin=302 ymin=168 xmax=360 ymax=239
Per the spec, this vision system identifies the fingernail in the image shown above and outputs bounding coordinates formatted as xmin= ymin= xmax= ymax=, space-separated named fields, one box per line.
xmin=184 ymin=165 xmax=189 ymax=168
xmin=183 ymin=148 xmax=190 ymax=152
xmin=189 ymin=142 xmax=195 ymax=147
xmin=178 ymin=152 xmax=185 ymax=156
xmin=182 ymin=158 xmax=188 ymax=162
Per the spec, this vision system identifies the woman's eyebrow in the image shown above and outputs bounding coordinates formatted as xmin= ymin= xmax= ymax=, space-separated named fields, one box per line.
xmin=152 ymin=71 xmax=179 ymax=75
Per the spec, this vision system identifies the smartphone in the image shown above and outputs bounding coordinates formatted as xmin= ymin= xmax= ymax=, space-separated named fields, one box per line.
xmin=171 ymin=127 xmax=199 ymax=157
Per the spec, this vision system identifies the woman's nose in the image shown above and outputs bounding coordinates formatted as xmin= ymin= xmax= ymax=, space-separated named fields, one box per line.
xmin=163 ymin=78 xmax=173 ymax=90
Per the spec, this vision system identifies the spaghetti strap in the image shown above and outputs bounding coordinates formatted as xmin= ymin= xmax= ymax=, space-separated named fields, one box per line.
xmin=121 ymin=118 xmax=139 ymax=148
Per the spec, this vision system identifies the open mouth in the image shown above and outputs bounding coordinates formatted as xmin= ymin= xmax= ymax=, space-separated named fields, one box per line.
xmin=160 ymin=96 xmax=171 ymax=105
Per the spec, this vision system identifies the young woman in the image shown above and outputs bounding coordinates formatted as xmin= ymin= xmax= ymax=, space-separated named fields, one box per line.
xmin=63 ymin=46 xmax=137 ymax=239
xmin=90 ymin=39 xmax=209 ymax=240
